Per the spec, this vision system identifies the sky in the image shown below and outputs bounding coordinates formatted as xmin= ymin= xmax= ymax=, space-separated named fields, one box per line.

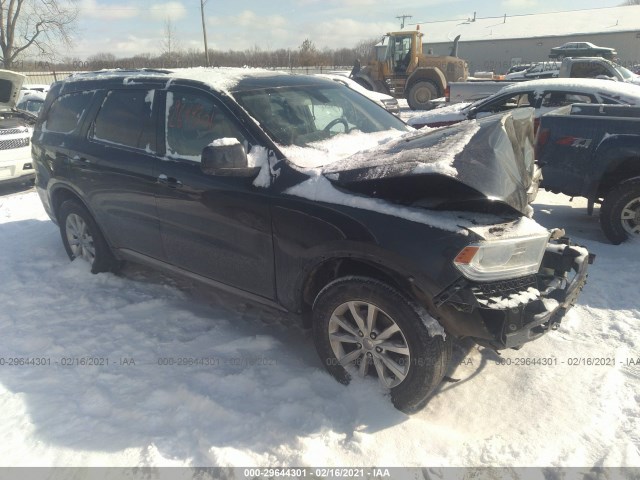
xmin=69 ymin=0 xmax=628 ymax=60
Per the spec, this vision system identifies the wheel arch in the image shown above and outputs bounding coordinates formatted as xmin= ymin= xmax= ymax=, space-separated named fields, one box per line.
xmin=49 ymin=184 xmax=118 ymax=254
xmin=299 ymin=256 xmax=435 ymax=324
xmin=50 ymin=184 xmax=87 ymax=223
xmin=593 ymin=155 xmax=640 ymax=200
xmin=407 ymin=68 xmax=447 ymax=96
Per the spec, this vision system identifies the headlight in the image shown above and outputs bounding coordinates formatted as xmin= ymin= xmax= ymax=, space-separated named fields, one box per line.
xmin=453 ymin=232 xmax=549 ymax=282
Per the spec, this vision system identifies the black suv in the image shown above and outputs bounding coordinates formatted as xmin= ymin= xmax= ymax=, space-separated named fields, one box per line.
xmin=32 ymin=68 xmax=590 ymax=412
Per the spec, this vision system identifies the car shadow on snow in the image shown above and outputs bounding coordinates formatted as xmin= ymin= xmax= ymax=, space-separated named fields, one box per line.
xmin=0 ymin=181 xmax=34 ymax=197
xmin=532 ymin=193 xmax=640 ymax=312
xmin=532 ymin=201 xmax=607 ymax=245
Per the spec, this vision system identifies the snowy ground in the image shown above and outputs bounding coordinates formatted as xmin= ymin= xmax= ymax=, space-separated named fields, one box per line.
xmin=0 ymin=182 xmax=638 ymax=468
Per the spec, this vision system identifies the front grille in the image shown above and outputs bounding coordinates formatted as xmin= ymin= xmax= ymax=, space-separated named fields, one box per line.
xmin=472 ymin=275 xmax=540 ymax=309
xmin=0 ymin=128 xmax=29 ymax=136
xmin=472 ymin=275 xmax=538 ymax=297
xmin=0 ymin=137 xmax=30 ymax=150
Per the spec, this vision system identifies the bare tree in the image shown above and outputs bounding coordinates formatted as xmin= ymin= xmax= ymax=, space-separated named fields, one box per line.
xmin=354 ymin=38 xmax=379 ymax=62
xmin=161 ymin=18 xmax=181 ymax=65
xmin=624 ymin=0 xmax=640 ymax=4
xmin=87 ymin=52 xmax=116 ymax=70
xmin=298 ymin=38 xmax=317 ymax=67
xmin=0 ymin=0 xmax=79 ymax=68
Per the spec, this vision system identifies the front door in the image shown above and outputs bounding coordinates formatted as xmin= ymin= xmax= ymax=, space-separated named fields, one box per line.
xmin=154 ymin=87 xmax=276 ymax=299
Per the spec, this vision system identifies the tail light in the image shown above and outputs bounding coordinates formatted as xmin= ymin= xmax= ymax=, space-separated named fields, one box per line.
xmin=445 ymin=85 xmax=450 ymax=102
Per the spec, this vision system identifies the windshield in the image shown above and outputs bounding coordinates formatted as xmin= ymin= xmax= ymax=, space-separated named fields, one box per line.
xmin=234 ymin=83 xmax=408 ymax=148
xmin=617 ymin=65 xmax=634 ymax=80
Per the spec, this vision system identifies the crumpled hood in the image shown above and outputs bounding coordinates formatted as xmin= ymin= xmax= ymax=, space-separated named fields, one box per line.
xmin=323 ymin=108 xmax=536 ymax=215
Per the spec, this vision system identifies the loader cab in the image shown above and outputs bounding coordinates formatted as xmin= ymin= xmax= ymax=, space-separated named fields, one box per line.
xmin=379 ymin=31 xmax=422 ymax=75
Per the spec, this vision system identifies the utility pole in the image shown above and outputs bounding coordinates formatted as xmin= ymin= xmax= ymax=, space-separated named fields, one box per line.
xmin=396 ymin=14 xmax=412 ymax=29
xmin=201 ymin=0 xmax=210 ymax=66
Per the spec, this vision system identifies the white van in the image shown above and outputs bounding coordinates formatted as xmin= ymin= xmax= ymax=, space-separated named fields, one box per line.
xmin=0 ymin=70 xmax=36 ymax=186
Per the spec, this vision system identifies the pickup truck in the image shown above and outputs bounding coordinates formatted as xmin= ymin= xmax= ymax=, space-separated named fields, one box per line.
xmin=447 ymin=80 xmax=515 ymax=104
xmin=536 ymin=103 xmax=640 ymax=244
xmin=559 ymin=57 xmax=640 ymax=86
xmin=446 ymin=57 xmax=640 ymax=105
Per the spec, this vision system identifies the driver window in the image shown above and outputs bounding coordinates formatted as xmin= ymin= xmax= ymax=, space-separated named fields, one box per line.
xmin=166 ymin=91 xmax=246 ymax=160
xmin=482 ymin=94 xmax=521 ymax=114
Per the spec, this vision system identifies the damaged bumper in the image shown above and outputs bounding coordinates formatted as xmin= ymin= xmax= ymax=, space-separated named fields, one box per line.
xmin=435 ymin=239 xmax=592 ymax=350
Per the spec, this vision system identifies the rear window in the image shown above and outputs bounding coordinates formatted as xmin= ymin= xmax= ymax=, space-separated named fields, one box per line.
xmin=45 ymin=92 xmax=93 ymax=133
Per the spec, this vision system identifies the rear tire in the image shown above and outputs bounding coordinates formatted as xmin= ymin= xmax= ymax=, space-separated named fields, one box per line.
xmin=58 ymin=199 xmax=118 ymax=273
xmin=600 ymin=179 xmax=640 ymax=244
xmin=312 ymin=276 xmax=451 ymax=413
xmin=407 ymin=81 xmax=439 ymax=111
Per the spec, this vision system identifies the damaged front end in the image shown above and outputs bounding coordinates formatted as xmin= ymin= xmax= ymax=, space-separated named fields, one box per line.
xmin=434 ymin=230 xmax=593 ymax=350
xmin=318 ymin=108 xmax=590 ymax=350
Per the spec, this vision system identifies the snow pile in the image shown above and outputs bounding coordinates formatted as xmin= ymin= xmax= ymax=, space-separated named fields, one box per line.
xmin=0 ymin=188 xmax=638 ymax=467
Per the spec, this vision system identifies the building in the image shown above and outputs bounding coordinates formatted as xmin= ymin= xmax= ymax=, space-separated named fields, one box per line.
xmin=414 ymin=6 xmax=640 ymax=75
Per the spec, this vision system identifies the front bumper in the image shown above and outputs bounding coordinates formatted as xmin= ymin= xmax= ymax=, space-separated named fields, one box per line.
xmin=434 ymin=239 xmax=592 ymax=349
xmin=0 ymin=147 xmax=35 ymax=185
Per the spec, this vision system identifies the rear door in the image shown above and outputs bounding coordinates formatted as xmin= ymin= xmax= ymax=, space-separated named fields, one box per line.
xmin=72 ymin=86 xmax=165 ymax=260
xmin=154 ymin=86 xmax=276 ymax=299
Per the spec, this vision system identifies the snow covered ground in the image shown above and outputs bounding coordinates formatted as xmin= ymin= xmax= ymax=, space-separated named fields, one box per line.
xmin=0 ymin=183 xmax=638 ymax=468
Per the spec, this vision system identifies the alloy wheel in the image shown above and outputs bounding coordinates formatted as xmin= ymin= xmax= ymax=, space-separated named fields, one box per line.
xmin=65 ymin=213 xmax=96 ymax=264
xmin=328 ymin=300 xmax=411 ymax=388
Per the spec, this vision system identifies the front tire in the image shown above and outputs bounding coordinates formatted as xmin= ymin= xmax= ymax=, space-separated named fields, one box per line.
xmin=407 ymin=81 xmax=439 ymax=110
xmin=600 ymin=180 xmax=640 ymax=244
xmin=312 ymin=276 xmax=451 ymax=413
xmin=58 ymin=199 xmax=118 ymax=273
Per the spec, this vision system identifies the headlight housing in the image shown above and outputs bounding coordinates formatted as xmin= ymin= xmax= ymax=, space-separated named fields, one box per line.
xmin=454 ymin=232 xmax=549 ymax=282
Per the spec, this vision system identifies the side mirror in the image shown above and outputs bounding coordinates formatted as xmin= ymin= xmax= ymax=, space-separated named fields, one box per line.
xmin=200 ymin=142 xmax=259 ymax=177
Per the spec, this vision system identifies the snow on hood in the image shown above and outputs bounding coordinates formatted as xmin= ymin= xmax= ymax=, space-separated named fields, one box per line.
xmin=404 ymin=102 xmax=471 ymax=127
xmin=314 ymin=73 xmax=396 ymax=103
xmin=321 ymin=109 xmax=536 ymax=216
xmin=279 ymin=129 xmax=409 ymax=169
xmin=0 ymin=70 xmax=25 ymax=110
xmin=278 ymin=109 xmax=537 ymax=235
xmin=325 ymin=120 xmax=480 ymax=177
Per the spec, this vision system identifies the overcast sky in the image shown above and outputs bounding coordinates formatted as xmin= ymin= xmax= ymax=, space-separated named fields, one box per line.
xmin=72 ymin=0 xmax=627 ymax=59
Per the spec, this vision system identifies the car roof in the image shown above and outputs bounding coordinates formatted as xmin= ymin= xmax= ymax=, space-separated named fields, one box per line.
xmin=493 ymin=78 xmax=640 ymax=100
xmin=59 ymin=67 xmax=333 ymax=95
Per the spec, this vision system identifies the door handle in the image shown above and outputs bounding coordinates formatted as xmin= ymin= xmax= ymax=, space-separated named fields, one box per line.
xmin=157 ymin=174 xmax=182 ymax=188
